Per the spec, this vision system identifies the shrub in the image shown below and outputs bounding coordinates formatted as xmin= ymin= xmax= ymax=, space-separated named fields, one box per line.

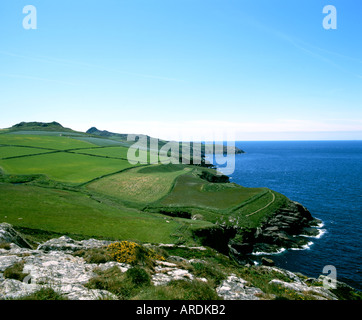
xmin=107 ymin=241 xmax=165 ymax=266
xmin=107 ymin=241 xmax=140 ymax=264
xmin=86 ymin=266 xmax=150 ymax=300
xmin=125 ymin=267 xmax=151 ymax=287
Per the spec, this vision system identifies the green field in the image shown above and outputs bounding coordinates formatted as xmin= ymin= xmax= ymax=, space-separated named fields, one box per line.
xmin=0 ymin=184 xmax=210 ymax=243
xmin=0 ymin=134 xmax=95 ymax=150
xmin=0 ymin=152 xmax=134 ymax=183
xmin=159 ymin=173 xmax=264 ymax=210
xmin=71 ymin=146 xmax=130 ymax=159
xmin=87 ymin=164 xmax=192 ymax=203
xmin=71 ymin=136 xmax=126 ymax=147
xmin=0 ymin=146 xmax=54 ymax=159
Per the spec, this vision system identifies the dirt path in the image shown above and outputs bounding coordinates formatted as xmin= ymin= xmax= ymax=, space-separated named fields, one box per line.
xmin=246 ymin=190 xmax=275 ymax=217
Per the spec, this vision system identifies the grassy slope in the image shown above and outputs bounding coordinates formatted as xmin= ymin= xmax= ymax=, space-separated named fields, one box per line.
xmin=71 ymin=146 xmax=130 ymax=159
xmin=0 ymin=152 xmax=134 ymax=184
xmin=0 ymin=130 xmax=283 ymax=245
xmin=0 ymin=183 xmax=210 ymax=244
xmin=159 ymin=173 xmax=264 ymax=210
xmin=0 ymin=134 xmax=95 ymax=150
xmin=87 ymin=164 xmax=192 ymax=203
xmin=0 ymin=146 xmax=54 ymax=159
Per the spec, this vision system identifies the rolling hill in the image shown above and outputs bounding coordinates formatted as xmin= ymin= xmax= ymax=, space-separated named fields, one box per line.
xmin=0 ymin=122 xmax=319 ymax=257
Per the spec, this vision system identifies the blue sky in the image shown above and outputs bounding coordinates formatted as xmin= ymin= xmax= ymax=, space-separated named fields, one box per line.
xmin=0 ymin=0 xmax=361 ymax=140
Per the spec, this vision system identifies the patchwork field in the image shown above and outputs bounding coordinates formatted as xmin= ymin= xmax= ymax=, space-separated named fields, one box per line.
xmin=0 ymin=146 xmax=54 ymax=159
xmin=0 ymin=126 xmax=284 ymax=247
xmin=87 ymin=164 xmax=192 ymax=203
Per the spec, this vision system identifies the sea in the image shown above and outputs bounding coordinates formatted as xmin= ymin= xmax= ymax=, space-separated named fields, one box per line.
xmin=214 ymin=141 xmax=362 ymax=290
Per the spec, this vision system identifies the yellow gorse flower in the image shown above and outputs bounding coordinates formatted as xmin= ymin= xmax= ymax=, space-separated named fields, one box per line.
xmin=107 ymin=241 xmax=165 ymax=264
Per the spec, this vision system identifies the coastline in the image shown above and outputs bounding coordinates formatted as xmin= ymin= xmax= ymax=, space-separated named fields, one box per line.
xmin=252 ymin=220 xmax=326 ymax=256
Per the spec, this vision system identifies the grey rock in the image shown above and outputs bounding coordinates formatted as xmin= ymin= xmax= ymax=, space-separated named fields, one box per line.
xmin=269 ymin=279 xmax=338 ymax=300
xmin=0 ymin=278 xmax=40 ymax=299
xmin=216 ymin=274 xmax=263 ymax=300
xmin=37 ymin=236 xmax=112 ymax=253
xmin=0 ymin=255 xmax=22 ymax=272
xmin=0 ymin=232 xmax=129 ymax=300
xmin=152 ymin=260 xmax=195 ymax=286
xmin=0 ymin=223 xmax=32 ymax=249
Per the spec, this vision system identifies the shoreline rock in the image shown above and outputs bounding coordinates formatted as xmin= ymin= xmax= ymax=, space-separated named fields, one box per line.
xmin=229 ymin=199 xmax=322 ymax=260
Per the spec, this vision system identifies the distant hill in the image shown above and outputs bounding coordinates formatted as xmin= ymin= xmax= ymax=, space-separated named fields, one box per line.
xmin=2 ymin=122 xmax=244 ymax=155
xmin=9 ymin=121 xmax=80 ymax=134
xmin=86 ymin=127 xmax=129 ymax=141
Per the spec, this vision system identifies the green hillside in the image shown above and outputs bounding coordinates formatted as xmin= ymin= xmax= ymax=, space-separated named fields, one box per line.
xmin=0 ymin=123 xmax=282 ymax=248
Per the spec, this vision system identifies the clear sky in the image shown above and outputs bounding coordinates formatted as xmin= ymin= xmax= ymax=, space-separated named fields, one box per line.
xmin=0 ymin=0 xmax=361 ymax=141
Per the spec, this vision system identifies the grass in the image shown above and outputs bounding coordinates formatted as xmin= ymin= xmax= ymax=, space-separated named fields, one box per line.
xmin=0 ymin=132 xmax=291 ymax=262
xmin=0 ymin=134 xmax=96 ymax=150
xmin=71 ymin=136 xmax=126 ymax=147
xmin=0 ymin=183 xmax=208 ymax=244
xmin=85 ymin=266 xmax=151 ymax=299
xmin=3 ymin=261 xmax=29 ymax=282
xmin=0 ymin=146 xmax=54 ymax=159
xmin=159 ymin=172 xmax=264 ymax=211
xmin=0 ymin=152 xmax=135 ymax=184
xmin=134 ymin=279 xmax=221 ymax=300
xmin=71 ymin=146 xmax=130 ymax=159
xmin=17 ymin=288 xmax=68 ymax=300
xmin=87 ymin=164 xmax=191 ymax=203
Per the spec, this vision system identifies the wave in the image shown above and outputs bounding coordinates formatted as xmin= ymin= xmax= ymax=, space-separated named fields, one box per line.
xmin=252 ymin=247 xmax=286 ymax=256
xmin=316 ymin=220 xmax=325 ymax=228
xmin=290 ymin=241 xmax=314 ymax=251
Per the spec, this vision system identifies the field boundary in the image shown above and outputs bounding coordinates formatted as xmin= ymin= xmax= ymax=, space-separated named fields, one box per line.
xmin=79 ymin=164 xmax=152 ymax=187
xmin=246 ymin=190 xmax=275 ymax=217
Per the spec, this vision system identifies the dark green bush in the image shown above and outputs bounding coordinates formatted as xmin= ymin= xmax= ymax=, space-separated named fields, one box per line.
xmin=126 ymin=267 xmax=151 ymax=287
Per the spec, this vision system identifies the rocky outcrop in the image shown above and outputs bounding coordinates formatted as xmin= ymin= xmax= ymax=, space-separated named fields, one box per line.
xmin=0 ymin=224 xmax=356 ymax=300
xmin=37 ymin=236 xmax=112 ymax=253
xmin=0 ymin=229 xmax=126 ymax=300
xmin=0 ymin=223 xmax=32 ymax=249
xmin=0 ymin=226 xmax=211 ymax=300
xmin=216 ymin=274 xmax=263 ymax=300
xmin=252 ymin=200 xmax=320 ymax=253
xmin=229 ymin=200 xmax=321 ymax=258
xmin=152 ymin=260 xmax=207 ymax=286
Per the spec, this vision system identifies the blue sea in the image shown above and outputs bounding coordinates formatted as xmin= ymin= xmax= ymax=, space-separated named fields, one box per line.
xmin=217 ymin=141 xmax=362 ymax=290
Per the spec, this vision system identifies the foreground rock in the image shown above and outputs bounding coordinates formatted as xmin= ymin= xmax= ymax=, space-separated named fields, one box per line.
xmin=37 ymin=236 xmax=112 ymax=253
xmin=0 ymin=223 xmax=32 ymax=249
xmin=216 ymin=274 xmax=263 ymax=300
xmin=0 ymin=237 xmax=125 ymax=300
xmin=0 ymin=224 xmax=358 ymax=300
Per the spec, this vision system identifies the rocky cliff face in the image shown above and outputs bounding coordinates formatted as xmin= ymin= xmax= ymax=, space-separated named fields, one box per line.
xmin=228 ymin=199 xmax=322 ymax=262
xmin=252 ymin=200 xmax=321 ymax=253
